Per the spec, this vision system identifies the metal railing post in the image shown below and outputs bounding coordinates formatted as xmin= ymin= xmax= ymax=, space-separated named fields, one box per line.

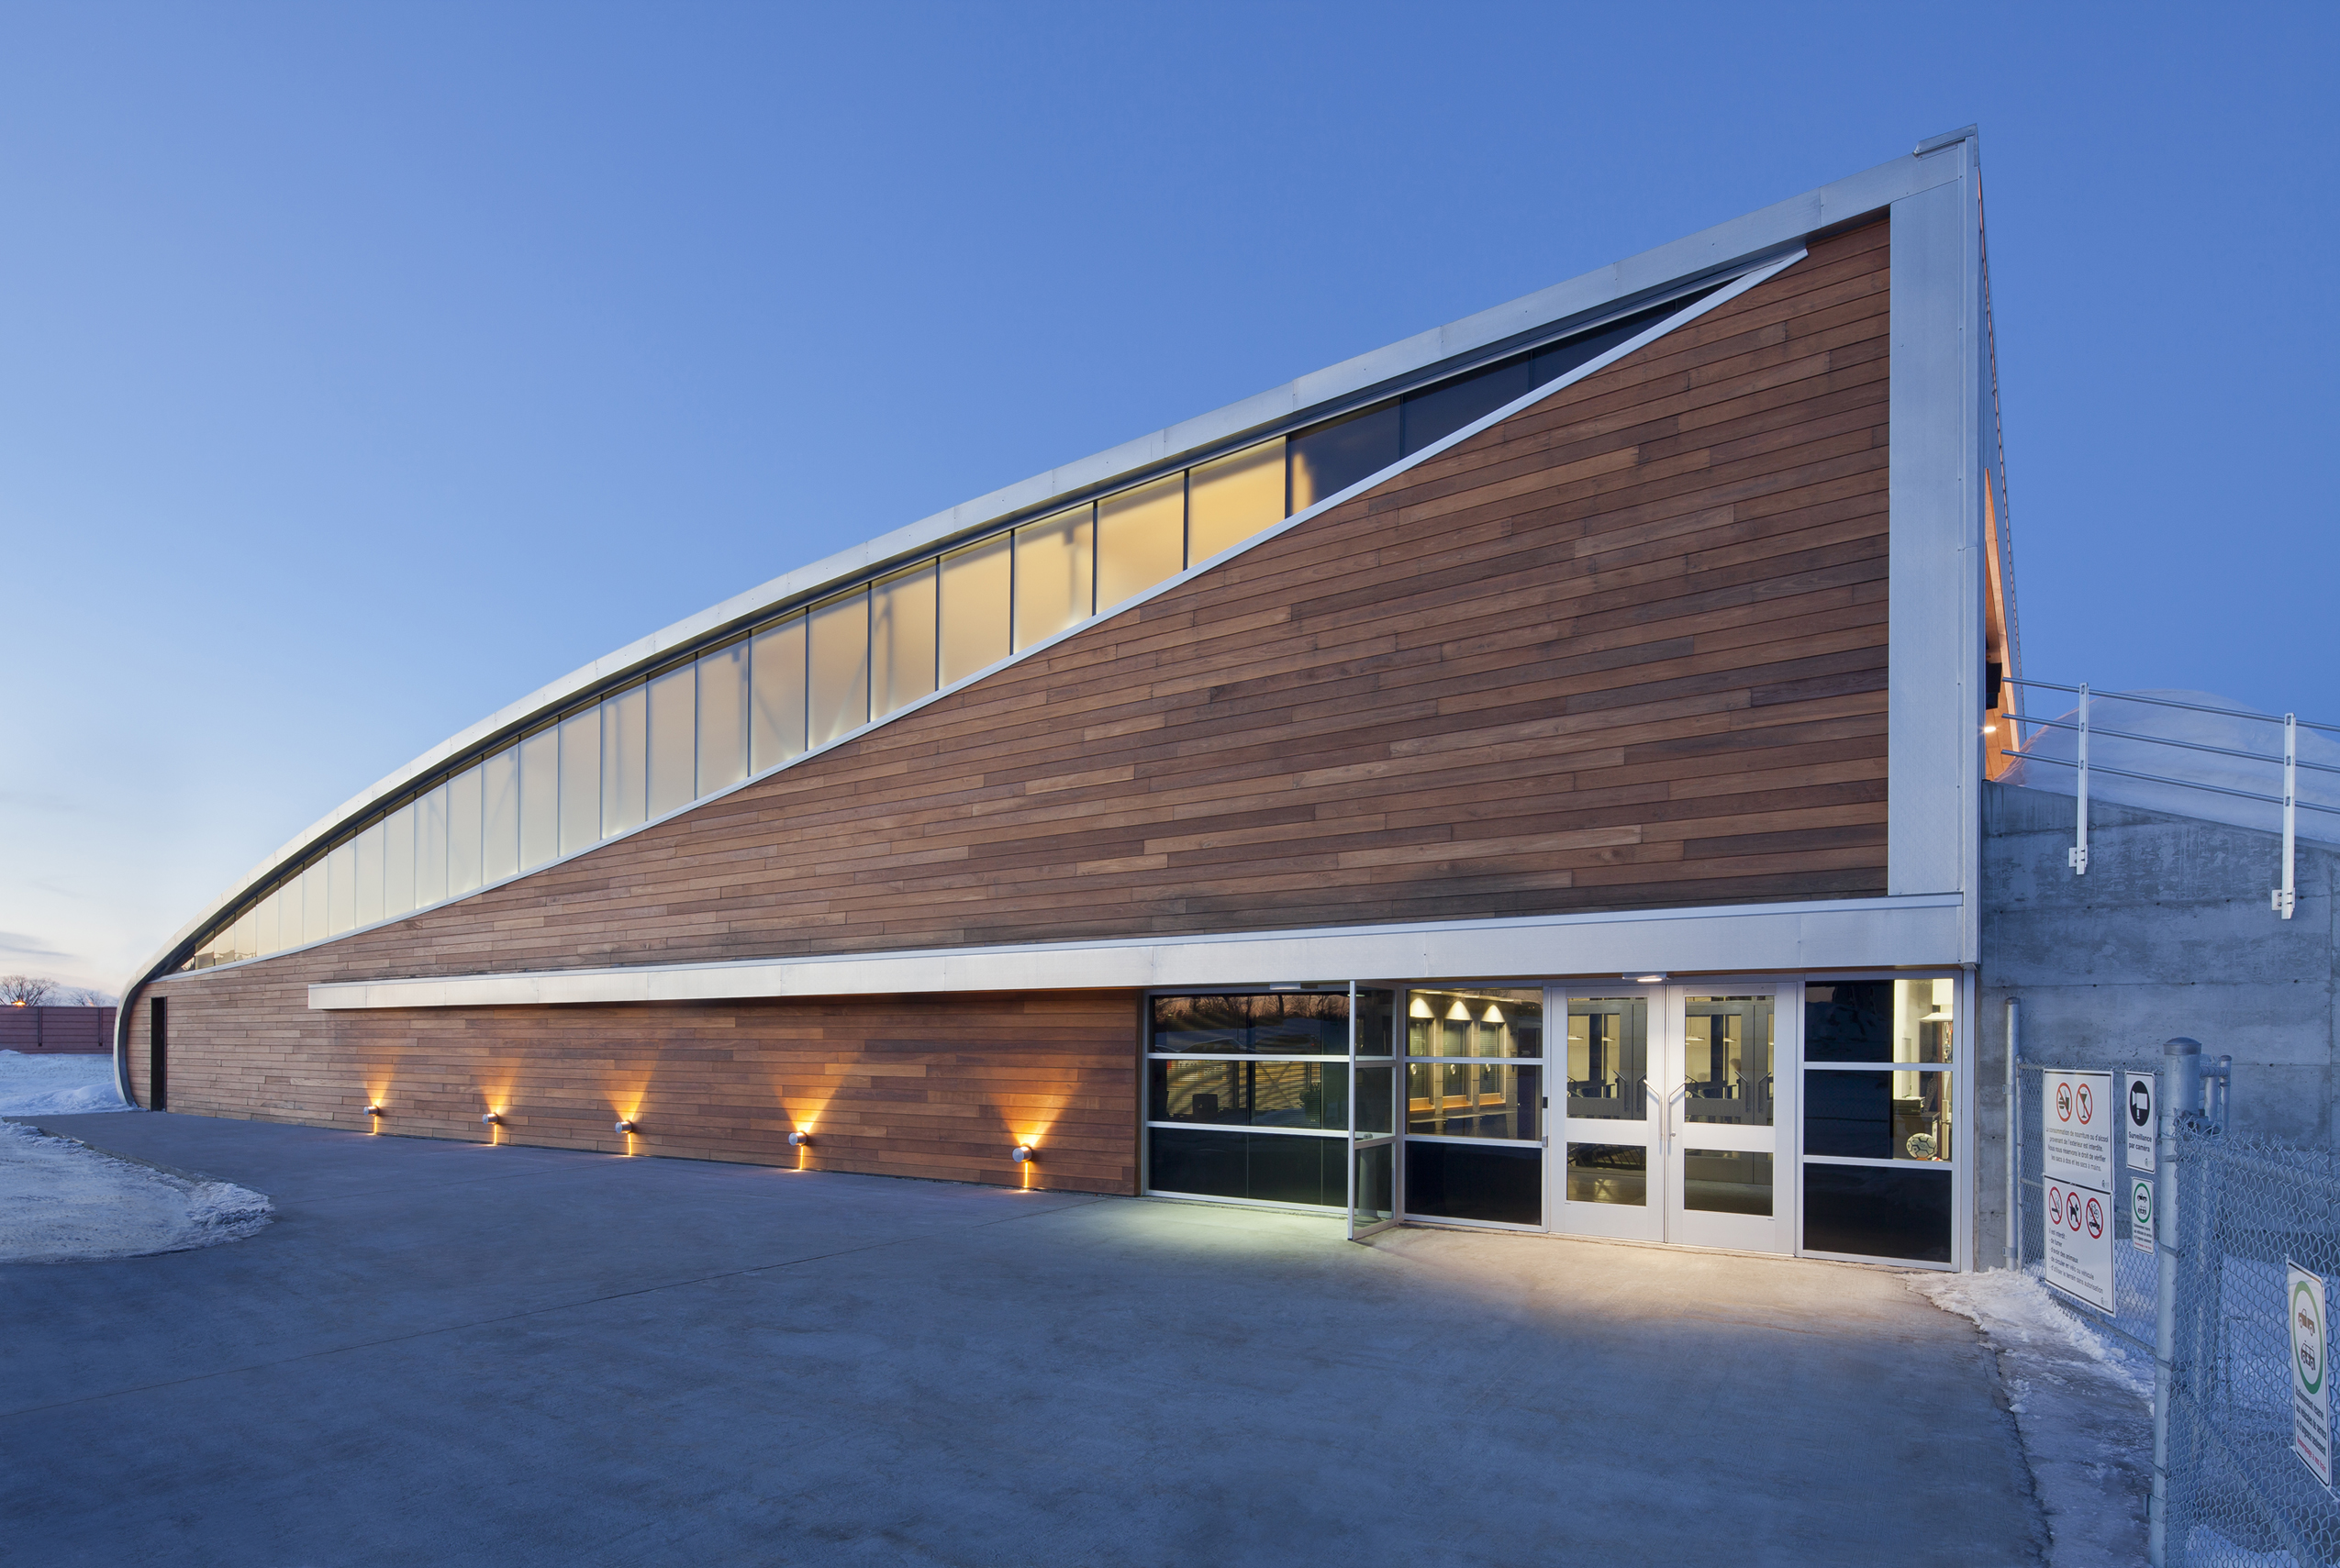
xmin=2004 ymin=996 xmax=2020 ymax=1272
xmin=2273 ymin=713 xmax=2297 ymax=918
xmin=2069 ymin=683 xmax=2090 ymax=874
xmin=2150 ymin=1036 xmax=2202 ymax=1568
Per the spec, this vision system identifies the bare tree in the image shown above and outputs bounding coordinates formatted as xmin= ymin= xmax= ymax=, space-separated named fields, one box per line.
xmin=0 ymin=974 xmax=59 ymax=1006
xmin=62 ymin=986 xmax=117 ymax=1007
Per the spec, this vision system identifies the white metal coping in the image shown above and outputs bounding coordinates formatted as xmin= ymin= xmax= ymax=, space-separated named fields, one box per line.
xmin=308 ymin=895 xmax=1967 ymax=1010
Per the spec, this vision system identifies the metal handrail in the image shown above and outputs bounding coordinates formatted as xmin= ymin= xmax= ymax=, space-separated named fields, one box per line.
xmin=2004 ymin=675 xmax=2340 ymax=738
xmin=2016 ymin=714 xmax=2340 ymax=776
xmin=2014 ymin=753 xmax=2340 ymax=816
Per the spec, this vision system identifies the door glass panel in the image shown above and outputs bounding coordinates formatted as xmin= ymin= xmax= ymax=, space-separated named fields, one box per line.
xmin=1352 ymin=1063 xmax=1394 ymax=1137
xmin=1406 ymin=1063 xmax=1540 ymax=1139
xmin=1682 ymin=1150 xmax=1773 ymax=1216
xmin=1683 ymin=995 xmax=1773 ymax=1127
xmin=1406 ymin=987 xmax=1541 ymax=1057
xmin=1566 ymin=1142 xmax=1647 ymax=1206
xmin=1351 ymin=1140 xmax=1394 ymax=1228
xmin=1566 ymin=996 xmax=1648 ymax=1120
xmin=1353 ymin=987 xmax=1396 ymax=1058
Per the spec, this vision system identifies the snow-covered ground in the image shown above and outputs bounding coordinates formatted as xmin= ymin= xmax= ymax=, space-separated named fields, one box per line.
xmin=1912 ymin=1269 xmax=2152 ymax=1568
xmin=0 ymin=1050 xmax=130 ymax=1116
xmin=0 ymin=1120 xmax=272 ymax=1262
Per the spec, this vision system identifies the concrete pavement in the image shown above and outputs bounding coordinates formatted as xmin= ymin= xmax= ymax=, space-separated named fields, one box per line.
xmin=5 ymin=1113 xmax=2045 ymax=1566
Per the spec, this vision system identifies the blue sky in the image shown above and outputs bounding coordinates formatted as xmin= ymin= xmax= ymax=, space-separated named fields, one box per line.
xmin=2 ymin=2 xmax=2333 ymax=994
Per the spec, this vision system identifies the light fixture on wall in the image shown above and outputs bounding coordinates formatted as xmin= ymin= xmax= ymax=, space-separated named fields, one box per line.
xmin=481 ymin=1112 xmax=502 ymax=1126
xmin=613 ymin=1118 xmax=637 ymax=1135
xmin=1011 ymin=1143 xmax=1036 ymax=1163
xmin=366 ymin=1105 xmax=384 ymax=1119
xmin=1630 ymin=973 xmax=1667 ymax=984
xmin=788 ymin=1129 xmax=813 ymax=1147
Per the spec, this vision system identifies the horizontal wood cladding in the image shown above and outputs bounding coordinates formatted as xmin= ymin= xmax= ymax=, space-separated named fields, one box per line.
xmin=128 ymin=986 xmax=1140 ymax=1195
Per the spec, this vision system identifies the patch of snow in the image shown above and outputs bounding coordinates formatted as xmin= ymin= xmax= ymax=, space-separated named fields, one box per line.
xmin=0 ymin=1120 xmax=271 ymax=1262
xmin=1912 ymin=1267 xmax=2152 ymax=1568
xmin=2004 ymin=688 xmax=2340 ymax=849
xmin=0 ymin=1051 xmax=130 ymax=1116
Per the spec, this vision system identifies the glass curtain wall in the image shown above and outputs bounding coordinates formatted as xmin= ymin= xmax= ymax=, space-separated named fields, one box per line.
xmin=181 ymin=292 xmax=1711 ymax=972
xmin=1146 ymin=992 xmax=1352 ymax=1207
xmin=1800 ymin=978 xmax=1957 ymax=1264
xmin=1404 ymin=987 xmax=1546 ymax=1226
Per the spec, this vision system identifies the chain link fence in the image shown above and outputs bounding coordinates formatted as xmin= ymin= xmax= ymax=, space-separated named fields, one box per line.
xmin=2163 ymin=1121 xmax=2340 ymax=1567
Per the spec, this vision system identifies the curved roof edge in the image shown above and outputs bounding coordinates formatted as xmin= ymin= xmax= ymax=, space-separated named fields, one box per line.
xmin=117 ymin=137 xmax=1972 ymax=1066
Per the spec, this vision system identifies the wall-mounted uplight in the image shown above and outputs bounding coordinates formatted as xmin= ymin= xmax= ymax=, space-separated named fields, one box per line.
xmin=366 ymin=1105 xmax=384 ymax=1118
xmin=481 ymin=1112 xmax=502 ymax=1125
xmin=788 ymin=1130 xmax=813 ymax=1147
xmin=1010 ymin=1144 xmax=1036 ymax=1164
xmin=613 ymin=1118 xmax=637 ymax=1135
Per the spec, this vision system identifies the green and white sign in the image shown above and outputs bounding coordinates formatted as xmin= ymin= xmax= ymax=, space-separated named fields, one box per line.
xmin=2290 ymin=1260 xmax=2332 ymax=1489
xmin=2130 ymin=1174 xmax=2154 ymax=1255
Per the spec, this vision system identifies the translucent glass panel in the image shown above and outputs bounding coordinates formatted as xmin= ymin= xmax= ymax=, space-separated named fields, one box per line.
xmin=228 ymin=908 xmax=255 ymax=962
xmin=299 ymin=861 xmax=327 ymax=943
xmin=1097 ymin=473 xmax=1184 ymax=612
xmin=938 ymin=535 xmax=1010 ymax=685
xmin=697 ymin=641 xmax=749 ymax=796
xmin=482 ymin=748 xmax=519 ymax=885
xmin=557 ymin=708 xmax=600 ymax=855
xmin=749 ymin=617 xmax=807 ymax=772
xmin=322 ymin=841 xmax=354 ymax=936
xmin=1187 ymin=439 xmax=1285 ymax=561
xmin=872 ymin=565 xmax=937 ymax=718
xmin=518 ymin=729 xmax=558 ymax=872
xmin=383 ymin=801 xmax=417 ymax=917
xmin=602 ymin=685 xmax=647 ymax=837
xmin=353 ymin=821 xmax=384 ymax=928
xmin=647 ymin=666 xmax=695 ymax=819
xmin=255 ymin=888 xmax=283 ymax=954
xmin=1013 ymin=505 xmax=1093 ymax=651
xmin=446 ymin=767 xmax=483 ymax=898
xmin=808 ymin=589 xmax=870 ymax=746
xmin=415 ymin=784 xmax=449 ymax=906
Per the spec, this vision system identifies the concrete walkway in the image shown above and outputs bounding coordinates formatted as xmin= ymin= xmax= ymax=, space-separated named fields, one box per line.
xmin=5 ymin=1114 xmax=2045 ymax=1566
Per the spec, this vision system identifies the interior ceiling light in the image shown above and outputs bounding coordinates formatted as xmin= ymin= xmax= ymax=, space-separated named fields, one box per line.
xmin=1409 ymin=997 xmax=1432 ymax=1018
xmin=1445 ymin=1000 xmax=1471 ymax=1020
xmin=1480 ymin=1004 xmax=1504 ymax=1024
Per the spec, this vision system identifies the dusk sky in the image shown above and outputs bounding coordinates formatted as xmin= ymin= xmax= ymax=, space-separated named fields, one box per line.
xmin=3 ymin=3 xmax=2333 ymax=995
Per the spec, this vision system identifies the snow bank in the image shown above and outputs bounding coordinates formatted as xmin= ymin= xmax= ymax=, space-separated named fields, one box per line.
xmin=2004 ymin=688 xmax=2340 ymax=850
xmin=1911 ymin=1268 xmax=2152 ymax=1568
xmin=0 ymin=1121 xmax=271 ymax=1262
xmin=0 ymin=1051 xmax=130 ymax=1117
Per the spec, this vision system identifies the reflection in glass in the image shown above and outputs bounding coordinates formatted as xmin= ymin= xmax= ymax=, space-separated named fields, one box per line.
xmin=697 ymin=639 xmax=750 ymax=795
xmin=518 ymin=728 xmax=558 ymax=872
xmin=749 ymin=617 xmax=807 ymax=773
xmin=1682 ymin=1150 xmax=1772 ymax=1216
xmin=353 ymin=821 xmax=384 ymax=929
xmin=1804 ymin=1070 xmax=1954 ymax=1161
xmin=601 ymin=685 xmax=648 ymax=839
xmin=445 ymin=767 xmax=483 ymax=898
xmin=1353 ymin=987 xmax=1397 ymax=1058
xmin=938 ymin=535 xmax=1012 ymax=685
xmin=1013 ymin=505 xmax=1093 ymax=651
xmin=253 ymin=888 xmax=281 ymax=955
xmin=1187 ymin=439 xmax=1285 ymax=561
xmin=1288 ymin=402 xmax=1399 ymax=512
xmin=1802 ymin=1163 xmax=1953 ymax=1263
xmin=1097 ymin=473 xmax=1186 ymax=612
xmin=1149 ymin=993 xmax=1348 ymax=1055
xmin=415 ymin=783 xmax=449 ymax=906
xmin=383 ymin=802 xmax=416 ymax=918
xmin=1151 ymin=1060 xmax=1347 ymax=1130
xmin=299 ymin=861 xmax=327 ymax=943
xmin=1352 ymin=1140 xmax=1394 ymax=1227
xmin=1352 ymin=1063 xmax=1394 ymax=1137
xmin=872 ymin=564 xmax=938 ymax=718
xmin=1401 ymin=358 xmax=1533 ymax=456
xmin=1406 ymin=988 xmax=1543 ymax=1058
xmin=1407 ymin=1063 xmax=1540 ymax=1140
xmin=1566 ymin=1142 xmax=1646 ymax=1206
xmin=1406 ymin=1140 xmax=1540 ymax=1226
xmin=326 ymin=841 xmax=356 ymax=937
xmin=558 ymin=708 xmax=600 ymax=856
xmin=1148 ymin=1127 xmax=1340 ymax=1207
xmin=482 ymin=747 xmax=519 ymax=884
xmin=1805 ymin=979 xmax=1956 ymax=1065
xmin=808 ymin=588 xmax=871 ymax=747
xmin=647 ymin=665 xmax=696 ymax=818
xmin=1683 ymin=995 xmax=1774 ymax=1128
xmin=1567 ymin=996 xmax=1648 ymax=1121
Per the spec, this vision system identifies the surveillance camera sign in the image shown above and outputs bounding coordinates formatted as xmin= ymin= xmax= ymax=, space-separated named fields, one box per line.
xmin=2290 ymin=1261 xmax=2332 ymax=1489
xmin=2123 ymin=1072 xmax=2156 ymax=1173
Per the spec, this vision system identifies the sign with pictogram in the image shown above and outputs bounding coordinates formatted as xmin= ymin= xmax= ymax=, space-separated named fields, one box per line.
xmin=2290 ymin=1261 xmax=2332 ymax=1489
xmin=2043 ymin=1070 xmax=2114 ymax=1190
xmin=2130 ymin=1174 xmax=2155 ymax=1254
xmin=2123 ymin=1072 xmax=2156 ymax=1174
xmin=2045 ymin=1176 xmax=2114 ymax=1312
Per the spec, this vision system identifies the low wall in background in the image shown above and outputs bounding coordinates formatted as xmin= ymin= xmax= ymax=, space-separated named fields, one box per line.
xmin=0 ymin=1006 xmax=117 ymax=1054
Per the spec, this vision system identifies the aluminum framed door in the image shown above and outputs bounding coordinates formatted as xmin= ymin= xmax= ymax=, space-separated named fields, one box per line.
xmin=1552 ymin=985 xmax=1665 ymax=1240
xmin=1663 ymin=988 xmax=1789 ymax=1254
xmin=1346 ymin=984 xmax=1400 ymax=1240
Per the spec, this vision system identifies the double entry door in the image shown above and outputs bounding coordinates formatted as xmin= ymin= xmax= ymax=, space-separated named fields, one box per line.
xmin=1554 ymin=984 xmax=1790 ymax=1252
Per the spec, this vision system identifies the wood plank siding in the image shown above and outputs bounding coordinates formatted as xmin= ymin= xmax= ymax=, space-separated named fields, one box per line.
xmin=134 ymin=217 xmax=1890 ymax=1188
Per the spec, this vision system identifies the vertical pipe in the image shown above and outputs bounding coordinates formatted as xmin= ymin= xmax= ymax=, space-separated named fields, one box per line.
xmin=2274 ymin=714 xmax=2297 ymax=918
xmin=2004 ymin=996 xmax=2020 ymax=1272
xmin=2069 ymin=683 xmax=2090 ymax=874
xmin=2149 ymin=1036 xmax=2201 ymax=1568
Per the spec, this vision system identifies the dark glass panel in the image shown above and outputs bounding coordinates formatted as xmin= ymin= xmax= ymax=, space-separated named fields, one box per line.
xmin=1802 ymin=1163 xmax=1954 ymax=1263
xmin=1148 ymin=1128 xmax=1247 ymax=1201
xmin=1399 ymin=357 xmax=1535 ymax=456
xmin=1148 ymin=1129 xmax=1342 ymax=1208
xmin=1247 ymin=1133 xmax=1336 ymax=1207
xmin=1405 ymin=1140 xmax=1542 ymax=1226
xmin=1682 ymin=1150 xmax=1772 ymax=1216
xmin=1288 ymin=402 xmax=1399 ymax=511
xmin=1804 ymin=1070 xmax=1954 ymax=1161
xmin=1524 ymin=292 xmax=1717 ymax=387
xmin=1354 ymin=987 xmax=1397 ymax=1058
xmin=1150 ymin=994 xmax=1251 ymax=1053
xmin=1149 ymin=1060 xmax=1345 ymax=1130
xmin=1566 ymin=1142 xmax=1646 ymax=1207
xmin=1352 ymin=1141 xmax=1394 ymax=1226
xmin=1803 ymin=981 xmax=1895 ymax=1062
xmin=1249 ymin=992 xmax=1349 ymax=1054
xmin=1353 ymin=1063 xmax=1394 ymax=1137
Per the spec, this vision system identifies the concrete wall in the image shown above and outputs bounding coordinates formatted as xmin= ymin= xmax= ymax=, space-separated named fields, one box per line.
xmin=1973 ymin=780 xmax=2338 ymax=1262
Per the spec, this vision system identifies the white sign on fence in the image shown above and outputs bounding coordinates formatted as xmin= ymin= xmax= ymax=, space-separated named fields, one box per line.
xmin=2045 ymin=1177 xmax=2115 ymax=1312
xmin=2044 ymin=1070 xmax=2114 ymax=1190
xmin=2129 ymin=1174 xmax=2155 ymax=1254
xmin=2123 ymin=1071 xmax=2156 ymax=1173
xmin=2290 ymin=1260 xmax=2333 ymax=1489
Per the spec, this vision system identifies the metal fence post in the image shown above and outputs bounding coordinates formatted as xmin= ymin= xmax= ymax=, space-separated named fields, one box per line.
xmin=2004 ymin=997 xmax=2020 ymax=1272
xmin=2070 ymin=682 xmax=2090 ymax=874
xmin=2150 ymin=1036 xmax=2202 ymax=1568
